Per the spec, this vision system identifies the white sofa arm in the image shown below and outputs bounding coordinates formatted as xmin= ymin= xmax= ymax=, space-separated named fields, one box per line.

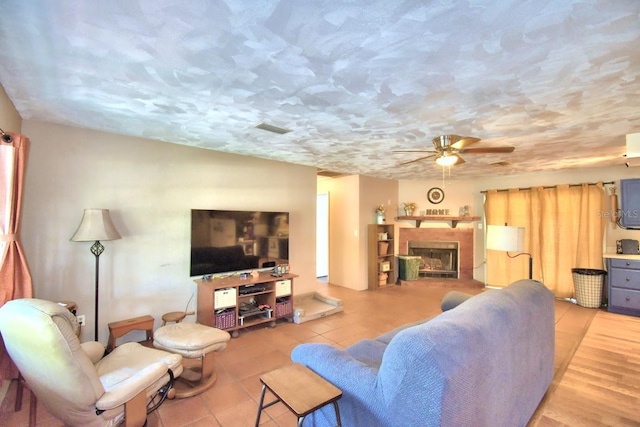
xmin=81 ymin=341 xmax=106 ymax=364
xmin=96 ymin=362 xmax=168 ymax=411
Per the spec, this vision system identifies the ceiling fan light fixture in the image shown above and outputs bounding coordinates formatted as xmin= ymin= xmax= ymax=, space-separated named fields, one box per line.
xmin=436 ymin=154 xmax=458 ymax=166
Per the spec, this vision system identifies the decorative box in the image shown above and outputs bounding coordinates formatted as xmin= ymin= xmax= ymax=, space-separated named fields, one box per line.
xmin=214 ymin=309 xmax=235 ymax=330
xmin=380 ymin=261 xmax=391 ymax=272
xmin=275 ymin=298 xmax=293 ymax=318
xmin=214 ymin=288 xmax=236 ymax=309
xmin=275 ymin=279 xmax=292 ymax=297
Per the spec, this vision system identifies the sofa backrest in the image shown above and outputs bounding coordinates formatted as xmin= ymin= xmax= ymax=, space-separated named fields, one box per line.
xmin=378 ymin=280 xmax=554 ymax=427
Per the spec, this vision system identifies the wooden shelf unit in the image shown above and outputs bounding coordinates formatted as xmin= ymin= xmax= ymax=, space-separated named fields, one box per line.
xmin=195 ymin=272 xmax=296 ymax=337
xmin=368 ymin=224 xmax=395 ymax=289
xmin=396 ymin=215 xmax=481 ymax=228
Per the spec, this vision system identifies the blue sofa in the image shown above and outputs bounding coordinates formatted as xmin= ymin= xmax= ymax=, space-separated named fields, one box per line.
xmin=291 ymin=280 xmax=555 ymax=427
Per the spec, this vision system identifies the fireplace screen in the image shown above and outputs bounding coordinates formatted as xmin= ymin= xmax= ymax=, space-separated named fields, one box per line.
xmin=408 ymin=240 xmax=459 ymax=278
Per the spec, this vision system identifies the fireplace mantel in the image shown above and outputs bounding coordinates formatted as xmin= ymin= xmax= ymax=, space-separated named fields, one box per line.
xmin=396 ymin=215 xmax=481 ymax=228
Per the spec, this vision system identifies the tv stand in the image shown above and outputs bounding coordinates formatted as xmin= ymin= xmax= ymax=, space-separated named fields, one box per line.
xmin=195 ymin=272 xmax=296 ymax=337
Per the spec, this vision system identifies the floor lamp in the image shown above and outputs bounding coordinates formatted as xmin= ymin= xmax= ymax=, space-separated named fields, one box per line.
xmin=486 ymin=224 xmax=533 ymax=280
xmin=71 ymin=209 xmax=121 ymax=341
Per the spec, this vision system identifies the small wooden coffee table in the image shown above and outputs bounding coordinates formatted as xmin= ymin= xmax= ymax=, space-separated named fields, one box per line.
xmin=255 ymin=363 xmax=342 ymax=427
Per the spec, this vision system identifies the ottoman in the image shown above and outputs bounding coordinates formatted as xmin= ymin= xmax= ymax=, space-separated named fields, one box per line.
xmin=154 ymin=322 xmax=230 ymax=398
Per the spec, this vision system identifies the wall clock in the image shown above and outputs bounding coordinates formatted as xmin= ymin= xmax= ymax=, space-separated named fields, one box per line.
xmin=427 ymin=187 xmax=444 ymax=204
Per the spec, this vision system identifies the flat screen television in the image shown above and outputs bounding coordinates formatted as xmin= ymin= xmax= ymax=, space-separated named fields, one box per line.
xmin=190 ymin=209 xmax=290 ymax=277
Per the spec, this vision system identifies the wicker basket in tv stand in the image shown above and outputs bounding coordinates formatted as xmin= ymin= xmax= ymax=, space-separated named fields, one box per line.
xmin=194 ymin=272 xmax=297 ymax=338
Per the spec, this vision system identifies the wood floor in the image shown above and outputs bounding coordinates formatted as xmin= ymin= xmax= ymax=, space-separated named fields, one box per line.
xmin=2 ymin=282 xmax=639 ymax=426
xmin=531 ymin=307 xmax=640 ymax=426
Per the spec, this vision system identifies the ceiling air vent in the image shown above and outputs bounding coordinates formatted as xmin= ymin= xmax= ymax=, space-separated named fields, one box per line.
xmin=317 ymin=169 xmax=346 ymax=178
xmin=255 ymin=122 xmax=291 ymax=134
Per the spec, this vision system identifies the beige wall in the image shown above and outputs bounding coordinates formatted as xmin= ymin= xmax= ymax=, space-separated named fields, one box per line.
xmin=20 ymin=120 xmax=317 ymax=344
xmin=0 ymin=84 xmax=21 ymax=132
xmin=398 ymin=178 xmax=476 ymax=228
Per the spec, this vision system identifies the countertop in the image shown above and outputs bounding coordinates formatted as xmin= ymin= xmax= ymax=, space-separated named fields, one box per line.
xmin=603 ymin=252 xmax=640 ymax=260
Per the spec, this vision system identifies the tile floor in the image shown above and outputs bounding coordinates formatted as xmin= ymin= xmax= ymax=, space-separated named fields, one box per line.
xmin=2 ymin=281 xmax=567 ymax=426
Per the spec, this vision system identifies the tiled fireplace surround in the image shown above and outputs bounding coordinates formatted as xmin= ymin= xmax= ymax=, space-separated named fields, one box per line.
xmin=398 ymin=227 xmax=474 ymax=280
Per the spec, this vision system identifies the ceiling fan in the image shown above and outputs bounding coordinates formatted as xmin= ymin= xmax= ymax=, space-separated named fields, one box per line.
xmin=394 ymin=135 xmax=515 ymax=166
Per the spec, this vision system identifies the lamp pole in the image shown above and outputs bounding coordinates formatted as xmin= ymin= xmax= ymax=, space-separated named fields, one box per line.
xmin=90 ymin=240 xmax=105 ymax=341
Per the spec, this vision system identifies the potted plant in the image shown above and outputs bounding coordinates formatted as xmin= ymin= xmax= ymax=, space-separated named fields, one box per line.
xmin=402 ymin=202 xmax=417 ymax=216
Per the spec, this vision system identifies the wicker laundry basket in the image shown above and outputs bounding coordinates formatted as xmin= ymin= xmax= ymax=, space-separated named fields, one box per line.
xmin=572 ymin=268 xmax=607 ymax=308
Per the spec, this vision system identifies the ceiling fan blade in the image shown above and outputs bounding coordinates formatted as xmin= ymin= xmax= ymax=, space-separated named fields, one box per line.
xmin=460 ymin=146 xmax=515 ymax=154
xmin=398 ymin=154 xmax=435 ymax=166
xmin=450 ymin=137 xmax=480 ymax=150
xmin=454 ymin=155 xmax=466 ymax=165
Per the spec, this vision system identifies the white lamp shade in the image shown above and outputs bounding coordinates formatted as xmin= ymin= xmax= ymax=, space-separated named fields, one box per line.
xmin=70 ymin=209 xmax=121 ymax=242
xmin=435 ymin=154 xmax=458 ymax=166
xmin=486 ymin=225 xmax=524 ymax=252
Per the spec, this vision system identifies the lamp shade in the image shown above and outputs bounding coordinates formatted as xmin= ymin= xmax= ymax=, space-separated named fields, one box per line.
xmin=486 ymin=225 xmax=524 ymax=252
xmin=70 ymin=209 xmax=121 ymax=242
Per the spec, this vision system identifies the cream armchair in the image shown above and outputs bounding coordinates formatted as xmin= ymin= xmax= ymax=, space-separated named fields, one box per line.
xmin=0 ymin=299 xmax=184 ymax=427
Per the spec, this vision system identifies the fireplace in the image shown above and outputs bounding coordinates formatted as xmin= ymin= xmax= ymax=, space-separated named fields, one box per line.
xmin=408 ymin=240 xmax=459 ymax=278
xmin=398 ymin=227 xmax=474 ymax=281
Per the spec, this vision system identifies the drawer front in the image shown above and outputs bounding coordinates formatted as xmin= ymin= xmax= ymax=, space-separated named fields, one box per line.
xmin=275 ymin=279 xmax=292 ymax=297
xmin=610 ymin=268 xmax=640 ymax=291
xmin=610 ymin=288 xmax=640 ymax=310
xmin=609 ymin=258 xmax=640 ymax=270
xmin=214 ymin=288 xmax=237 ymax=309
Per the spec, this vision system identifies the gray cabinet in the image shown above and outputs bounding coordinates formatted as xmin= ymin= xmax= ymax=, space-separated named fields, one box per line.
xmin=607 ymin=257 xmax=640 ymax=316
xmin=620 ymin=178 xmax=640 ymax=227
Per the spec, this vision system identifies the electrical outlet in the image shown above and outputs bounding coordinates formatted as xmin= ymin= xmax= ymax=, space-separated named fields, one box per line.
xmin=77 ymin=315 xmax=86 ymax=326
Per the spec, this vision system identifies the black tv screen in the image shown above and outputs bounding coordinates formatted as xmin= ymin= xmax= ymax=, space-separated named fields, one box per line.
xmin=190 ymin=209 xmax=289 ymax=277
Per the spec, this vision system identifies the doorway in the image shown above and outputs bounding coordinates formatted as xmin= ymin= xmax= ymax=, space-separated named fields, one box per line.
xmin=316 ymin=192 xmax=329 ymax=279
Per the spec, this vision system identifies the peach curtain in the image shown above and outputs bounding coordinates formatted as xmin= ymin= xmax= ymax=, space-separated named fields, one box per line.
xmin=0 ymin=132 xmax=33 ymax=382
xmin=485 ymin=189 xmax=542 ymax=286
xmin=485 ymin=183 xmax=606 ymax=297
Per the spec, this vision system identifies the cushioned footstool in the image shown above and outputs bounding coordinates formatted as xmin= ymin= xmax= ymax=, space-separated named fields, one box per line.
xmin=153 ymin=322 xmax=230 ymax=398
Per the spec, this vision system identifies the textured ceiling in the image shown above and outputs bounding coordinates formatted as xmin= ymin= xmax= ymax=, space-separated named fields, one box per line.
xmin=0 ymin=0 xmax=638 ymax=180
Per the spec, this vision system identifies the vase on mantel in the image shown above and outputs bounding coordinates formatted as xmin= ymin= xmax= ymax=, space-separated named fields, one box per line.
xmin=404 ymin=208 xmax=414 ymax=216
